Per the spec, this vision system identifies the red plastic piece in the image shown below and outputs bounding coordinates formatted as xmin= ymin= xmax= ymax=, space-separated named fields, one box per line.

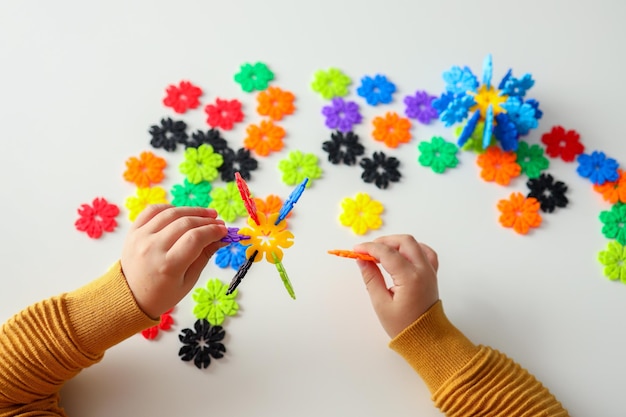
xmin=234 ymin=172 xmax=260 ymax=225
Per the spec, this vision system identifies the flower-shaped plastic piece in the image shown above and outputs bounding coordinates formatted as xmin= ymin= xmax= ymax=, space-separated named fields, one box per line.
xmin=149 ymin=118 xmax=188 ymax=152
xmin=501 ymin=74 xmax=535 ymax=98
xmin=272 ymin=252 xmax=295 ymax=299
xmin=209 ymin=182 xmax=248 ymax=223
xmin=360 ymin=151 xmax=401 ymax=189
xmin=594 ymin=169 xmax=626 ymax=204
xmin=254 ymin=194 xmax=289 ymax=219
xmin=372 ymin=112 xmax=412 ymax=148
xmin=322 ymin=131 xmax=365 ymax=166
xmin=184 ymin=128 xmax=229 ymax=151
xmin=234 ymin=62 xmax=274 ymax=93
xmin=278 ymin=150 xmax=322 ymax=187
xmin=123 ymin=151 xmax=166 ymax=188
xmin=163 ymin=81 xmax=203 ymax=114
xmin=418 ymin=136 xmax=459 ymax=174
xmin=598 ymin=241 xmax=626 ymax=283
xmin=239 ymin=212 xmax=294 ymax=263
xmin=192 ymin=278 xmax=239 ymax=325
xmin=357 ymin=74 xmax=396 ymax=106
xmin=577 ymin=151 xmax=619 ymax=186
xmin=526 ymin=173 xmax=568 ymax=213
xmin=226 ymin=250 xmax=258 ymax=295
xmin=275 ymin=178 xmax=308 ymax=225
xmin=204 ymin=98 xmax=244 ymax=130
xmin=497 ymin=192 xmax=542 ymax=235
xmin=403 ymin=90 xmax=438 ymax=124
xmin=515 ymin=141 xmax=549 ymax=179
xmin=440 ymin=94 xmax=476 ymax=127
xmin=235 ymin=171 xmax=260 ymax=225
xmin=219 ymin=147 xmax=258 ymax=182
xmin=493 ymin=113 xmax=519 ymax=152
xmin=321 ymin=98 xmax=362 ymax=132
xmin=455 ymin=121 xmax=496 ymax=153
xmin=257 ymin=86 xmax=295 ymax=121
xmin=243 ymin=120 xmax=286 ymax=157
xmin=178 ymin=319 xmax=226 ymax=369
xmin=141 ymin=308 xmax=174 ymax=340
xmin=215 ymin=241 xmax=249 ymax=270
xmin=179 ymin=144 xmax=224 ymax=184
xmin=599 ymin=203 xmax=626 ymax=245
xmin=500 ymin=97 xmax=538 ymax=136
xmin=310 ymin=67 xmax=351 ymax=100
xmin=125 ymin=186 xmax=168 ymax=221
xmin=443 ymin=65 xmax=478 ymax=95
xmin=339 ymin=192 xmax=384 ymax=235
xmin=476 ymin=146 xmax=521 ymax=186
xmin=470 ymin=85 xmax=508 ymax=119
xmin=74 ymin=197 xmax=120 ymax=239
xmin=541 ymin=126 xmax=584 ymax=162
xmin=170 ymin=179 xmax=212 ymax=207
xmin=327 ymin=249 xmax=377 ymax=262
xmin=221 ymin=227 xmax=250 ymax=244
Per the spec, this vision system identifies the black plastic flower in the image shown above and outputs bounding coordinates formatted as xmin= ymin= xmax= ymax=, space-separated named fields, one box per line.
xmin=322 ymin=131 xmax=365 ymax=165
xmin=149 ymin=117 xmax=188 ymax=152
xmin=359 ymin=151 xmax=401 ymax=189
xmin=219 ymin=147 xmax=259 ymax=181
xmin=184 ymin=128 xmax=229 ymax=151
xmin=178 ymin=319 xmax=226 ymax=369
xmin=526 ymin=173 xmax=569 ymax=213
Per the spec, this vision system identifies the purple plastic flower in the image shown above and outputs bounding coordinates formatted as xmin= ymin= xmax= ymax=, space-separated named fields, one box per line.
xmin=576 ymin=151 xmax=619 ymax=185
xmin=321 ymin=98 xmax=362 ymax=132
xmin=220 ymin=227 xmax=250 ymax=243
xmin=403 ymin=91 xmax=438 ymax=124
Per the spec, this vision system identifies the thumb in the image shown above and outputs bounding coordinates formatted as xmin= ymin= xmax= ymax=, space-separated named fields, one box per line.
xmin=356 ymin=260 xmax=391 ymax=306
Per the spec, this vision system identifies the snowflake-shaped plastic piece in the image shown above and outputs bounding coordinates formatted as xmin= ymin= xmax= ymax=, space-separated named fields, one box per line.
xmin=149 ymin=118 xmax=187 ymax=152
xmin=239 ymin=212 xmax=294 ymax=263
xmin=403 ymin=90 xmax=438 ymax=124
xmin=234 ymin=62 xmax=274 ymax=93
xmin=599 ymin=203 xmax=626 ymax=245
xmin=321 ymin=97 xmax=362 ymax=132
xmin=184 ymin=129 xmax=228 ymax=151
xmin=74 ymin=197 xmax=120 ymax=239
xmin=125 ymin=187 xmax=168 ymax=221
xmin=598 ymin=240 xmax=626 ymax=283
xmin=594 ymin=169 xmax=626 ymax=204
xmin=257 ymin=86 xmax=295 ymax=121
xmin=278 ymin=150 xmax=322 ymax=187
xmin=310 ymin=67 xmax=351 ymax=100
xmin=359 ymin=151 xmax=401 ymax=189
xmin=357 ymin=74 xmax=396 ymax=106
xmin=541 ymin=126 xmax=585 ymax=162
xmin=476 ymin=146 xmax=521 ymax=186
xmin=418 ymin=136 xmax=459 ymax=173
xmin=443 ymin=65 xmax=479 ymax=95
xmin=219 ymin=147 xmax=258 ymax=182
xmin=204 ymin=98 xmax=244 ymax=130
xmin=208 ymin=182 xmax=248 ymax=223
xmin=170 ymin=179 xmax=212 ymax=207
xmin=526 ymin=173 xmax=568 ymax=213
xmin=123 ymin=151 xmax=166 ymax=188
xmin=440 ymin=94 xmax=476 ymax=127
xmin=501 ymin=74 xmax=535 ymax=97
xmin=179 ymin=144 xmax=224 ymax=184
xmin=215 ymin=241 xmax=249 ymax=270
xmin=192 ymin=278 xmax=239 ymax=325
xmin=339 ymin=192 xmax=384 ymax=235
xmin=501 ymin=97 xmax=539 ymax=136
xmin=141 ymin=308 xmax=174 ymax=340
xmin=497 ymin=192 xmax=542 ymax=235
xmin=322 ymin=131 xmax=365 ymax=166
xmin=577 ymin=151 xmax=619 ymax=185
xmin=244 ymin=120 xmax=286 ymax=157
xmin=372 ymin=112 xmax=412 ymax=148
xmin=163 ymin=81 xmax=203 ymax=114
xmin=493 ymin=113 xmax=519 ymax=151
xmin=178 ymin=319 xmax=226 ymax=369
xmin=515 ymin=141 xmax=549 ymax=179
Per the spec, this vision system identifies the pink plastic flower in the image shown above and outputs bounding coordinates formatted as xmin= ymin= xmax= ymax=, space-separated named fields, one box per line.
xmin=74 ymin=197 xmax=120 ymax=239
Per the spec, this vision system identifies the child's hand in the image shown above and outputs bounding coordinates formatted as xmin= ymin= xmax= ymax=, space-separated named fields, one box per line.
xmin=120 ymin=205 xmax=228 ymax=319
xmin=353 ymin=234 xmax=439 ymax=338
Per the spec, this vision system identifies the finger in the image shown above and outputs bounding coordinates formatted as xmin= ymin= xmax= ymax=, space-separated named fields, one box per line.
xmin=372 ymin=234 xmax=433 ymax=269
xmin=353 ymin=241 xmax=417 ymax=282
xmin=418 ymin=243 xmax=439 ymax=272
xmin=144 ymin=206 xmax=220 ymax=234
xmin=356 ymin=260 xmax=392 ymax=305
xmin=184 ymin=241 xmax=227 ymax=289
xmin=165 ymin=224 xmax=228 ymax=272
xmin=131 ymin=204 xmax=173 ymax=230
xmin=159 ymin=216 xmax=226 ymax=251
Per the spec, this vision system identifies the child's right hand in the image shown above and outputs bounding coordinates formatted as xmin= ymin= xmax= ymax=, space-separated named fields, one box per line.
xmin=120 ymin=204 xmax=228 ymax=319
xmin=353 ymin=234 xmax=439 ymax=339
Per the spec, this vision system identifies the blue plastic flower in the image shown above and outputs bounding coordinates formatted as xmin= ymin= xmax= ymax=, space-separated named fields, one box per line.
xmin=356 ymin=74 xmax=396 ymax=106
xmin=443 ymin=66 xmax=478 ymax=95
xmin=440 ymin=94 xmax=476 ymax=127
xmin=493 ymin=113 xmax=519 ymax=151
xmin=501 ymin=74 xmax=535 ymax=97
xmin=576 ymin=151 xmax=619 ymax=185
xmin=432 ymin=91 xmax=455 ymax=115
xmin=215 ymin=242 xmax=249 ymax=270
xmin=526 ymin=98 xmax=543 ymax=119
xmin=501 ymin=97 xmax=538 ymax=135
xmin=457 ymin=110 xmax=480 ymax=147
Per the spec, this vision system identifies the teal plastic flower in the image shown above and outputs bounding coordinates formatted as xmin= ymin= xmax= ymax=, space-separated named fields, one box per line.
xmin=192 ymin=278 xmax=239 ymax=325
xmin=179 ymin=144 xmax=223 ymax=184
xmin=209 ymin=181 xmax=248 ymax=222
xmin=600 ymin=203 xmax=626 ymax=245
xmin=418 ymin=136 xmax=459 ymax=173
xmin=171 ymin=179 xmax=212 ymax=207
xmin=598 ymin=240 xmax=626 ymax=283
xmin=515 ymin=141 xmax=549 ymax=178
xmin=278 ymin=150 xmax=322 ymax=187
xmin=234 ymin=62 xmax=274 ymax=93
xmin=311 ymin=67 xmax=351 ymax=100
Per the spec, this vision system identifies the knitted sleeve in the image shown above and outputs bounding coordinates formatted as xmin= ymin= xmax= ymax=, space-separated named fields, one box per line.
xmin=0 ymin=261 xmax=158 ymax=417
xmin=389 ymin=300 xmax=569 ymax=417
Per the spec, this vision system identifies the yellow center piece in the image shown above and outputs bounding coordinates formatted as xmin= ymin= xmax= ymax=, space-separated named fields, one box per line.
xmin=470 ymin=85 xmax=508 ymax=119
xmin=239 ymin=212 xmax=294 ymax=263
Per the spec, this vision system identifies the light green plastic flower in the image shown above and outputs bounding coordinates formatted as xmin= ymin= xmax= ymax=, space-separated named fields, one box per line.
xmin=278 ymin=150 xmax=322 ymax=187
xmin=209 ymin=181 xmax=248 ymax=222
xmin=179 ymin=144 xmax=223 ymax=184
xmin=598 ymin=240 xmax=626 ymax=283
xmin=192 ymin=279 xmax=239 ymax=325
xmin=311 ymin=67 xmax=351 ymax=100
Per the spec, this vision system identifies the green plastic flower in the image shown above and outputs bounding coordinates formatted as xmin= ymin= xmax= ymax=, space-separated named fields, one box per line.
xmin=171 ymin=179 xmax=212 ymax=207
xmin=278 ymin=150 xmax=322 ymax=187
xmin=209 ymin=181 xmax=248 ymax=222
xmin=516 ymin=141 xmax=549 ymax=179
xmin=455 ymin=121 xmax=495 ymax=153
xmin=418 ymin=136 xmax=459 ymax=173
xmin=311 ymin=67 xmax=351 ymax=100
xmin=600 ymin=203 xmax=626 ymax=245
xmin=598 ymin=240 xmax=626 ymax=283
xmin=179 ymin=144 xmax=223 ymax=184
xmin=192 ymin=278 xmax=239 ymax=325
xmin=234 ymin=62 xmax=274 ymax=92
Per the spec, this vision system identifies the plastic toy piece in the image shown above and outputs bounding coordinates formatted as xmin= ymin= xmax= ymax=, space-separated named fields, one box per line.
xmin=272 ymin=252 xmax=295 ymax=299
xmin=457 ymin=110 xmax=480 ymax=147
xmin=483 ymin=104 xmax=494 ymax=149
xmin=226 ymin=249 xmax=258 ymax=295
xmin=482 ymin=54 xmax=493 ymax=89
xmin=220 ymin=226 xmax=251 ymax=243
xmin=275 ymin=178 xmax=308 ymax=225
xmin=327 ymin=249 xmax=377 ymax=262
xmin=234 ymin=172 xmax=260 ymax=225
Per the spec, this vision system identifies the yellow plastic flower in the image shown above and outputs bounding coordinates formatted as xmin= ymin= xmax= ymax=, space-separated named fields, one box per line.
xmin=239 ymin=212 xmax=294 ymax=263
xmin=339 ymin=192 xmax=384 ymax=235
xmin=125 ymin=186 xmax=168 ymax=221
xmin=469 ymin=85 xmax=507 ymax=119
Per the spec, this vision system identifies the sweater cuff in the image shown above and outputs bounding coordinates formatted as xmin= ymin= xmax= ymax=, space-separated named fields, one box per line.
xmin=64 ymin=261 xmax=159 ymax=355
xmin=388 ymin=300 xmax=480 ymax=393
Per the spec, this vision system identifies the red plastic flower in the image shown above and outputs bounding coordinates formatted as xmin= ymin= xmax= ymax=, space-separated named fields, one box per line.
xmin=141 ymin=308 xmax=174 ymax=340
xmin=205 ymin=98 xmax=244 ymax=130
xmin=540 ymin=126 xmax=584 ymax=162
xmin=74 ymin=197 xmax=120 ymax=239
xmin=163 ymin=81 xmax=203 ymax=114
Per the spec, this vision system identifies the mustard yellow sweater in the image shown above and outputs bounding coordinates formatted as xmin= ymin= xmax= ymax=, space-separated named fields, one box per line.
xmin=0 ymin=263 xmax=569 ymax=416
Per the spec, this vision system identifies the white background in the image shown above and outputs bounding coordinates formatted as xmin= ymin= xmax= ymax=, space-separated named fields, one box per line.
xmin=1 ymin=1 xmax=625 ymax=416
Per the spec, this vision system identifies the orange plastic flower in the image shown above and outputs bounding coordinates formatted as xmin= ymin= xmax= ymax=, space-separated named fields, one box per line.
xmin=257 ymin=86 xmax=295 ymax=121
xmin=123 ymin=151 xmax=167 ymax=188
xmin=243 ymin=120 xmax=285 ymax=157
xmin=594 ymin=169 xmax=626 ymax=204
xmin=239 ymin=212 xmax=294 ymax=263
xmin=497 ymin=192 xmax=542 ymax=235
xmin=476 ymin=146 xmax=521 ymax=186
xmin=371 ymin=112 xmax=412 ymax=148
xmin=253 ymin=194 xmax=292 ymax=219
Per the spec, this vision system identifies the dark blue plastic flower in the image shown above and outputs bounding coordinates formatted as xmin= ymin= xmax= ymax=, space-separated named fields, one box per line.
xmin=356 ymin=74 xmax=396 ymax=106
xmin=501 ymin=97 xmax=538 ymax=135
xmin=493 ymin=113 xmax=519 ymax=151
xmin=457 ymin=110 xmax=480 ymax=147
xmin=576 ymin=151 xmax=619 ymax=185
xmin=443 ymin=66 xmax=478 ymax=95
xmin=432 ymin=91 xmax=455 ymax=115
xmin=215 ymin=241 xmax=249 ymax=270
xmin=501 ymin=74 xmax=535 ymax=97
xmin=440 ymin=94 xmax=476 ymax=127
